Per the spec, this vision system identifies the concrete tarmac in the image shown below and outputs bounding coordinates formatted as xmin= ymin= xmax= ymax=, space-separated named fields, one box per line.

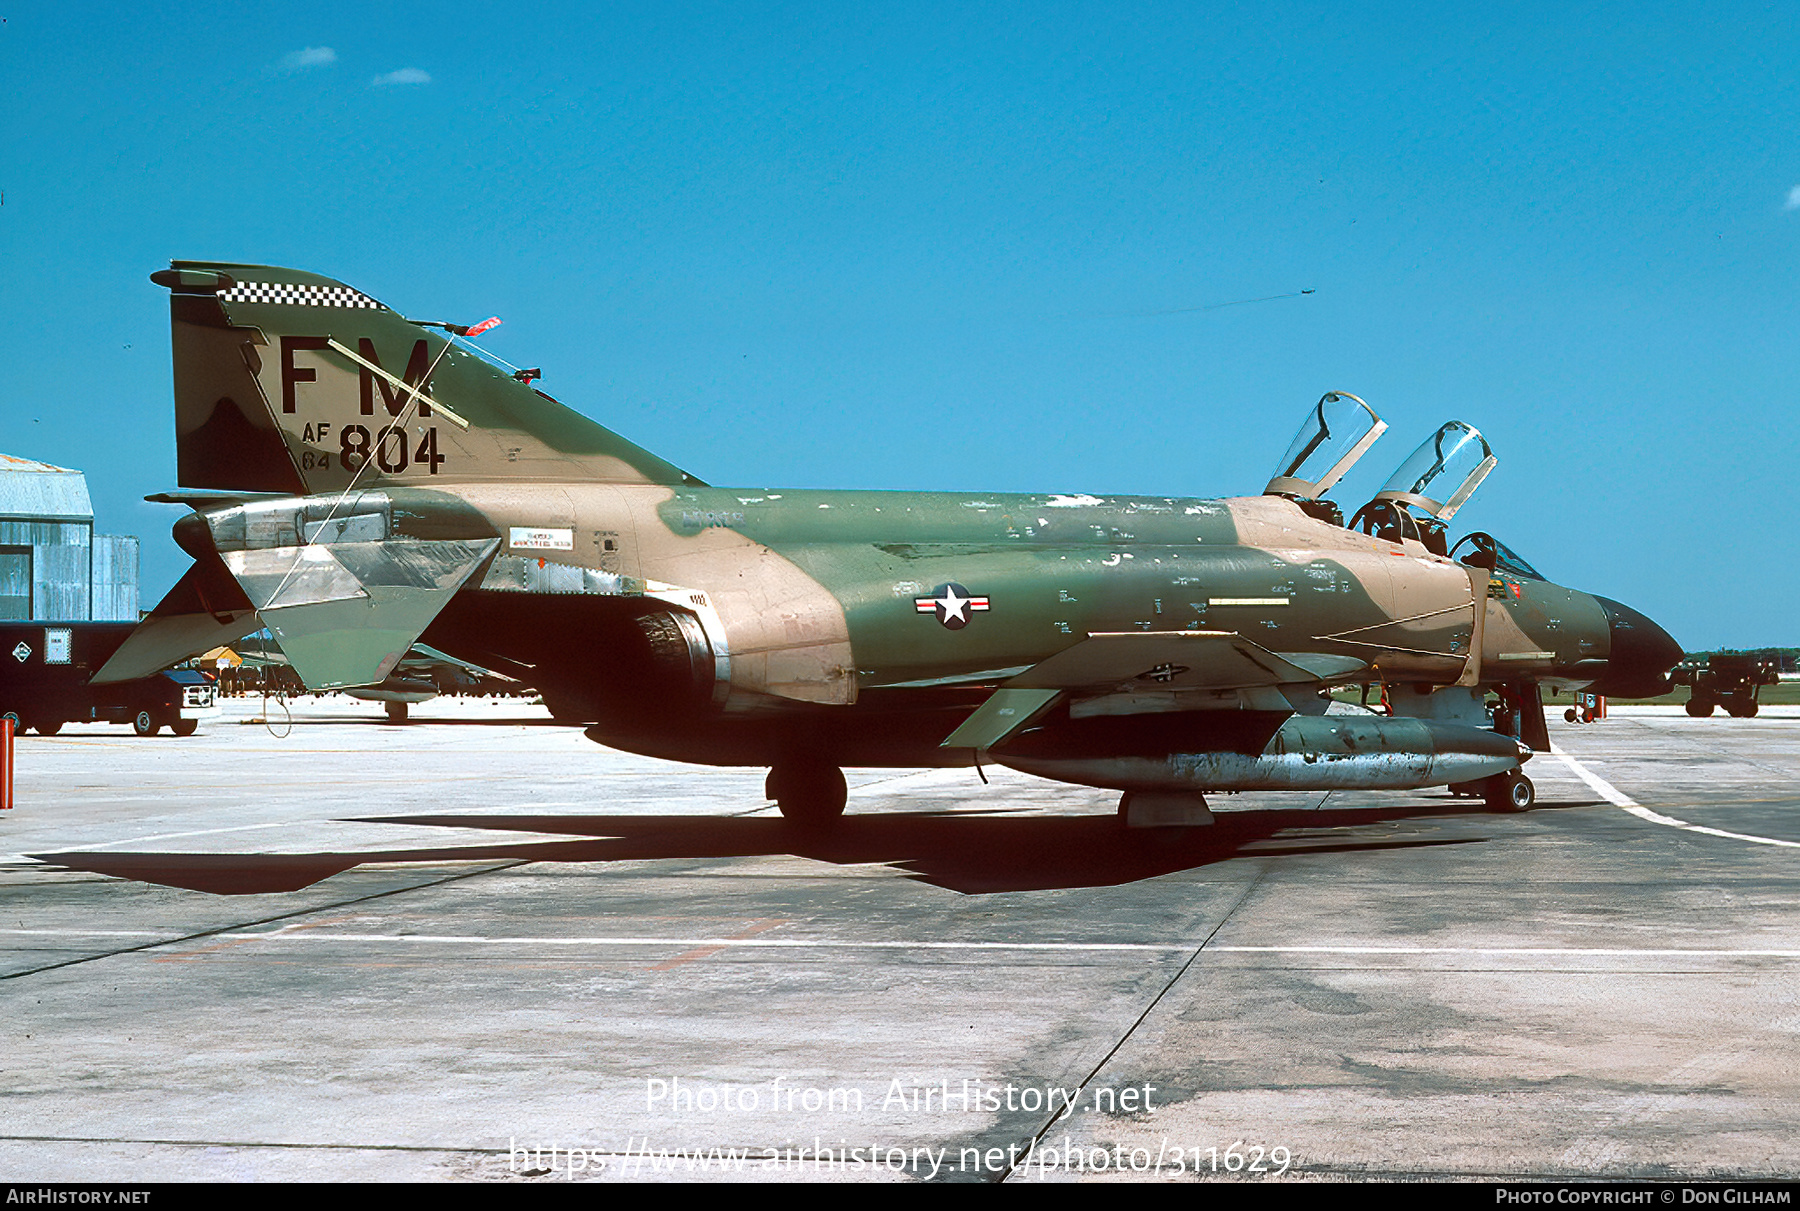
xmin=1 ymin=697 xmax=1797 ymax=1183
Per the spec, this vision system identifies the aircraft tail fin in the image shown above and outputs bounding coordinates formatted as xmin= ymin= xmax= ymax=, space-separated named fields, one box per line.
xmin=153 ymin=262 xmax=700 ymax=494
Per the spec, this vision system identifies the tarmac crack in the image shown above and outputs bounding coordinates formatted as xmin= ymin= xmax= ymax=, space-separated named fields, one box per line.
xmin=996 ymin=861 xmax=1270 ymax=1184
xmin=3 ymin=800 xmax=798 ymax=981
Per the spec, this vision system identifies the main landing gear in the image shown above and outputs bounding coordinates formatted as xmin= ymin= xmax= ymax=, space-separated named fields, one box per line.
xmin=766 ymin=761 xmax=847 ymax=827
xmin=1448 ymin=770 xmax=1535 ymax=811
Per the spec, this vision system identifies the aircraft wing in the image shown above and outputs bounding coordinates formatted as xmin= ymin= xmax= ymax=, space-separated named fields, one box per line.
xmin=941 ymin=630 xmax=1367 ymax=750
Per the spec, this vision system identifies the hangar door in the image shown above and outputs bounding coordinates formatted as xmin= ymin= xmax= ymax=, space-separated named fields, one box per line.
xmin=0 ymin=546 xmax=30 ymax=620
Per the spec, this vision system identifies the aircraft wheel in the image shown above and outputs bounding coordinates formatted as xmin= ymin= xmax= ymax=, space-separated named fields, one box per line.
xmin=767 ymin=762 xmax=847 ymax=827
xmin=1485 ymin=770 xmax=1535 ymax=812
xmin=386 ymin=701 xmax=409 ymax=724
xmin=34 ymin=719 xmax=64 ymax=736
xmin=1564 ymin=708 xmax=1578 ymax=723
xmin=170 ymin=718 xmax=198 ymax=737
xmin=1685 ymin=697 xmax=1714 ymax=718
xmin=540 ymin=692 xmax=599 ymax=725
xmin=132 ymin=710 xmax=160 ymax=737
xmin=1741 ymin=699 xmax=1760 ymax=719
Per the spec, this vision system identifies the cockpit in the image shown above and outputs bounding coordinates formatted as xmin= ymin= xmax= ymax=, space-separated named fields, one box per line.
xmin=1265 ymin=393 xmax=1540 ymax=574
xmin=1447 ymin=531 xmax=1543 ymax=580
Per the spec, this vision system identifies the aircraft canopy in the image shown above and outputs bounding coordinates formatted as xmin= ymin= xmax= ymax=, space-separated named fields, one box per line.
xmin=1370 ymin=420 xmax=1496 ymax=521
xmin=1264 ymin=392 xmax=1387 ymax=500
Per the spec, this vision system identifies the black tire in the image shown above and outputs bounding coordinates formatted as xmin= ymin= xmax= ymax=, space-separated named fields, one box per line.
xmin=132 ymin=710 xmax=159 ymax=737
xmin=1742 ymin=699 xmax=1759 ymax=719
xmin=170 ymin=718 xmax=198 ymax=737
xmin=767 ymin=762 xmax=847 ymax=827
xmin=1563 ymin=708 xmax=1578 ymax=723
xmin=1485 ymin=771 xmax=1535 ymax=812
xmin=385 ymin=701 xmax=409 ymax=724
xmin=34 ymin=719 xmax=63 ymax=736
xmin=1685 ymin=697 xmax=1714 ymax=718
xmin=540 ymin=694 xmax=594 ymax=725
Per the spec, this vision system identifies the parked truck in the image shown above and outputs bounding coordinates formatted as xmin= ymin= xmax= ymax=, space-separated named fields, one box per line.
xmin=1671 ymin=652 xmax=1781 ymax=719
xmin=0 ymin=622 xmax=219 ymax=736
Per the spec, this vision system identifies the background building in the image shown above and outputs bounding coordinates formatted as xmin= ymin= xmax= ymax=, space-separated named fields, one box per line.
xmin=0 ymin=454 xmax=139 ymax=621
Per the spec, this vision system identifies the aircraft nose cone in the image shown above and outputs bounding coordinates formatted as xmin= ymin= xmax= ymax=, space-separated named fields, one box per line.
xmin=1590 ymin=596 xmax=1683 ymax=698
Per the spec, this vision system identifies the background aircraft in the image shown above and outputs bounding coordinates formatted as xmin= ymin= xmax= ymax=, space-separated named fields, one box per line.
xmin=219 ymin=631 xmax=521 ymax=721
xmin=96 ymin=263 xmax=1682 ymax=825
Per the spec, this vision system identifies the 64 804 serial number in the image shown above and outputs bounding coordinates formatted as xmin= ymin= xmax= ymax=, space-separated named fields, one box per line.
xmin=297 ymin=424 xmax=447 ymax=475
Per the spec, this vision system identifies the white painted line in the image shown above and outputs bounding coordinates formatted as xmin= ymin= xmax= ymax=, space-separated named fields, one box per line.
xmin=1551 ymin=742 xmax=1800 ymax=850
xmin=1208 ymin=945 xmax=1800 ymax=958
xmin=0 ymin=929 xmax=170 ymax=938
xmin=166 ymin=932 xmax=1800 ymax=959
xmin=24 ymin=820 xmax=306 ymax=857
xmin=10 ymin=926 xmax=1794 ymax=961
xmin=215 ymin=933 xmax=1183 ymax=952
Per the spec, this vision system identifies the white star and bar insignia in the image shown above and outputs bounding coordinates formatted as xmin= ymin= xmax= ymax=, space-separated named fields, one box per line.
xmin=914 ymin=582 xmax=990 ymax=630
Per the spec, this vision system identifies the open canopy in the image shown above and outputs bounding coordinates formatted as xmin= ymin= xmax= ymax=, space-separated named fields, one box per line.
xmin=1370 ymin=420 xmax=1496 ymax=521
xmin=1263 ymin=391 xmax=1387 ymax=500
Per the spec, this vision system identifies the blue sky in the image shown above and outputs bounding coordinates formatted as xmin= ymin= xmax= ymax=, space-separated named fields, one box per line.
xmin=3 ymin=2 xmax=1796 ymax=647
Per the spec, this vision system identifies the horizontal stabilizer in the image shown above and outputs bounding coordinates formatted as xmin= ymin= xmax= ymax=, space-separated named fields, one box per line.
xmin=91 ymin=562 xmax=260 ymax=684
xmin=236 ymin=536 xmax=500 ymax=689
xmin=92 ymin=610 xmax=263 ymax=685
xmin=146 ymin=490 xmax=291 ymax=510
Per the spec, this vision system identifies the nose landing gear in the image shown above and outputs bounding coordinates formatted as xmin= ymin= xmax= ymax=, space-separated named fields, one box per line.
xmin=1448 ymin=769 xmax=1536 ymax=809
xmin=1484 ymin=769 xmax=1535 ymax=812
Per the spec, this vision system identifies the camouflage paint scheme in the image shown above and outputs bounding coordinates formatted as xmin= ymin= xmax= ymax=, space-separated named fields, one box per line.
xmin=102 ymin=263 xmax=1682 ymax=815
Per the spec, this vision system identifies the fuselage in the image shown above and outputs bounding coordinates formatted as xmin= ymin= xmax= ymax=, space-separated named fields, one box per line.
xmin=311 ymin=479 xmax=1669 ymax=766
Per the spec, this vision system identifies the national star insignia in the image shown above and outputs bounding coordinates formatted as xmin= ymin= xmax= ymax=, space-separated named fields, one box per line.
xmin=914 ymin=582 xmax=990 ymax=630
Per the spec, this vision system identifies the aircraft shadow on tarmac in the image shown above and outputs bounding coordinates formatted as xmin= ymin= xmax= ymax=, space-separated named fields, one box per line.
xmin=31 ymin=798 xmax=1598 ymax=897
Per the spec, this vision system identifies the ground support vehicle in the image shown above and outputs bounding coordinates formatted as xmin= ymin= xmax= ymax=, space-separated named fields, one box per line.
xmin=1672 ymin=654 xmax=1779 ymax=718
xmin=0 ymin=622 xmax=219 ymax=736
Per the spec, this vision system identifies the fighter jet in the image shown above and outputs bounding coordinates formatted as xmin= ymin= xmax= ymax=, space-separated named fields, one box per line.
xmin=97 ymin=262 xmax=1682 ymax=826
